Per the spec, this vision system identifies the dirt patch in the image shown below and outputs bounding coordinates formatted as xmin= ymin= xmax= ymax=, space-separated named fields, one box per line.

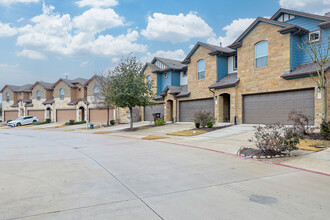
xmin=167 ymin=130 xmax=207 ymax=136
xmin=297 ymin=139 xmax=328 ymax=152
xmin=93 ymin=131 xmax=111 ymax=134
xmin=193 ymin=124 xmax=232 ymax=132
xmin=142 ymin=135 xmax=169 ymax=140
xmin=63 ymin=129 xmax=75 ymax=132
xmin=121 ymin=125 xmax=158 ymax=132
xmin=238 ymin=147 xmax=283 ymax=158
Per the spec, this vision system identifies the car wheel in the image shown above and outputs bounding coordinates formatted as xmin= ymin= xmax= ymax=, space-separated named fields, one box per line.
xmin=33 ymin=120 xmax=37 ymax=123
xmin=17 ymin=123 xmax=21 ymax=127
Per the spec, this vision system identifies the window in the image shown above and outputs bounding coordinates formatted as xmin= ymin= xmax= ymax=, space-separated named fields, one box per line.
xmin=6 ymin=92 xmax=10 ymax=102
xmin=94 ymin=86 xmax=100 ymax=98
xmin=164 ymin=72 xmax=168 ymax=79
xmin=197 ymin=59 xmax=205 ymax=79
xmin=255 ymin=41 xmax=268 ymax=68
xmin=37 ymin=90 xmax=41 ymax=101
xmin=309 ymin=30 xmax=320 ymax=43
xmin=78 ymin=88 xmax=81 ymax=92
xmin=60 ymin=88 xmax=64 ymax=100
xmin=182 ymin=71 xmax=187 ymax=77
xmin=19 ymin=92 xmax=21 ymax=96
xmin=277 ymin=14 xmax=295 ymax=22
xmin=147 ymin=75 xmax=151 ymax=89
xmin=233 ymin=55 xmax=238 ymax=70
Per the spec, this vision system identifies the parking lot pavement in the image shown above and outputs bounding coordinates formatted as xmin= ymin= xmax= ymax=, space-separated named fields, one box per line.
xmin=0 ymin=128 xmax=330 ymax=219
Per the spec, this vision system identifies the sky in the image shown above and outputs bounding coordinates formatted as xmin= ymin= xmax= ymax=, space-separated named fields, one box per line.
xmin=0 ymin=0 xmax=329 ymax=96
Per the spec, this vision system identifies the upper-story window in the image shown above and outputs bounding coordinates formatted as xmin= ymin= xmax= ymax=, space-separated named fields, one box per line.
xmin=19 ymin=92 xmax=21 ymax=96
xmin=277 ymin=14 xmax=295 ymax=22
xmin=182 ymin=71 xmax=187 ymax=77
xmin=155 ymin=60 xmax=166 ymax=69
xmin=255 ymin=41 xmax=268 ymax=68
xmin=197 ymin=59 xmax=205 ymax=80
xmin=78 ymin=88 xmax=81 ymax=92
xmin=94 ymin=86 xmax=100 ymax=98
xmin=60 ymin=88 xmax=64 ymax=100
xmin=37 ymin=90 xmax=41 ymax=101
xmin=309 ymin=30 xmax=321 ymax=43
xmin=6 ymin=92 xmax=10 ymax=102
xmin=164 ymin=72 xmax=168 ymax=79
xmin=233 ymin=55 xmax=238 ymax=70
xmin=147 ymin=75 xmax=151 ymax=89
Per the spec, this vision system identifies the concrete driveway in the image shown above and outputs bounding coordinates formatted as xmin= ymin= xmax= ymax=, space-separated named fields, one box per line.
xmin=0 ymin=127 xmax=330 ymax=219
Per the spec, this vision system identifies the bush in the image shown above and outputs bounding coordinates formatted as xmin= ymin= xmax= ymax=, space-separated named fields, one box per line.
xmin=288 ymin=110 xmax=313 ymax=135
xmin=195 ymin=122 xmax=200 ymax=128
xmin=69 ymin=120 xmax=75 ymax=125
xmin=110 ymin=120 xmax=115 ymax=125
xmin=45 ymin=118 xmax=51 ymax=123
xmin=65 ymin=120 xmax=86 ymax=126
xmin=33 ymin=121 xmax=49 ymax=125
xmin=154 ymin=118 xmax=165 ymax=126
xmin=249 ymin=123 xmax=300 ymax=156
xmin=206 ymin=120 xmax=213 ymax=128
xmin=193 ymin=111 xmax=213 ymax=128
xmin=320 ymin=120 xmax=330 ymax=140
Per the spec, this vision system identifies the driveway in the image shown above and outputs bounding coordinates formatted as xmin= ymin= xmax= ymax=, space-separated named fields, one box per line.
xmin=0 ymin=127 xmax=329 ymax=219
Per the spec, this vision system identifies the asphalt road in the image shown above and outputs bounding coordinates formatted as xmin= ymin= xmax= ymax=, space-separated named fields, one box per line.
xmin=0 ymin=128 xmax=329 ymax=220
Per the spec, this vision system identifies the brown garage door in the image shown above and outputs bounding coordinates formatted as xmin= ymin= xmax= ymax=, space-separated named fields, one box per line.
xmin=243 ymin=89 xmax=315 ymax=125
xmin=56 ymin=109 xmax=76 ymax=123
xmin=4 ymin=111 xmax=18 ymax=122
xmin=28 ymin=110 xmax=45 ymax=121
xmin=179 ymin=98 xmax=214 ymax=122
xmin=89 ymin=109 xmax=114 ymax=124
xmin=144 ymin=104 xmax=164 ymax=121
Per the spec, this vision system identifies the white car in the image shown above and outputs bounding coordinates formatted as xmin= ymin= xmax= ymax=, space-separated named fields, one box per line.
xmin=7 ymin=116 xmax=38 ymax=127
xmin=0 ymin=117 xmax=2 ymax=122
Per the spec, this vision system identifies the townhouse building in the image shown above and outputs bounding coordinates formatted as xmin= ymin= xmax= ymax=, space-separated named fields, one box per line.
xmin=143 ymin=8 xmax=330 ymax=126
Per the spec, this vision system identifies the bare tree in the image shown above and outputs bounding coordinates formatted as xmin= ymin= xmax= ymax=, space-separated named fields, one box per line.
xmin=299 ymin=37 xmax=330 ymax=121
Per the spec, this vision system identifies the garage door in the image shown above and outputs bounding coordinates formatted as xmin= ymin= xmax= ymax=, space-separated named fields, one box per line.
xmin=4 ymin=111 xmax=18 ymax=122
xmin=28 ymin=110 xmax=45 ymax=121
xmin=56 ymin=109 xmax=76 ymax=123
xmin=89 ymin=109 xmax=114 ymax=124
xmin=144 ymin=104 xmax=164 ymax=121
xmin=179 ymin=98 xmax=214 ymax=122
xmin=243 ymin=89 xmax=314 ymax=125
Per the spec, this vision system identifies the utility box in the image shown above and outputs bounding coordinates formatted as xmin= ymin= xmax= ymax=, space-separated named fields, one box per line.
xmin=90 ymin=123 xmax=94 ymax=129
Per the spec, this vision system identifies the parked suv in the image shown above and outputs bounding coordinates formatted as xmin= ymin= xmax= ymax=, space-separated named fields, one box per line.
xmin=7 ymin=116 xmax=38 ymax=127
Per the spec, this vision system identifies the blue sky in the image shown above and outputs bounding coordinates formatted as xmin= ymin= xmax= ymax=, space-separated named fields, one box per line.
xmin=0 ymin=0 xmax=329 ymax=94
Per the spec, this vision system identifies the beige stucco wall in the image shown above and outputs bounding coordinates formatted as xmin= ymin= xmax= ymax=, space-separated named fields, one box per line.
xmin=2 ymin=87 xmax=14 ymax=110
xmin=144 ymin=65 xmax=158 ymax=95
xmin=53 ymin=81 xmax=71 ymax=99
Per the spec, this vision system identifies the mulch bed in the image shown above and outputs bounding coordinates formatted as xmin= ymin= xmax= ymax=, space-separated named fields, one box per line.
xmin=121 ymin=125 xmax=156 ymax=132
xmin=192 ymin=124 xmax=233 ymax=132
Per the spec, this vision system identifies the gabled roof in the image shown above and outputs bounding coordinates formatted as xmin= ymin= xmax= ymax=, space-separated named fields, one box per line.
xmin=52 ymin=78 xmax=88 ymax=89
xmin=230 ymin=17 xmax=293 ymax=48
xmin=159 ymin=85 xmax=190 ymax=98
xmin=281 ymin=60 xmax=330 ymax=79
xmin=153 ymin=57 xmax=187 ymax=70
xmin=31 ymin=81 xmax=54 ymax=90
xmin=0 ymin=84 xmax=33 ymax=93
xmin=84 ymin=75 xmax=106 ymax=87
xmin=271 ymin=8 xmax=330 ymax=22
xmin=209 ymin=73 xmax=240 ymax=89
xmin=43 ymin=97 xmax=55 ymax=105
xmin=183 ymin=42 xmax=236 ymax=63
xmin=68 ymin=98 xmax=90 ymax=106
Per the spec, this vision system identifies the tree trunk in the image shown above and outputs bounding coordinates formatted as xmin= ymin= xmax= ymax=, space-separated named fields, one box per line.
xmin=129 ymin=107 xmax=133 ymax=130
xmin=322 ymin=88 xmax=327 ymax=122
xmin=107 ymin=107 xmax=110 ymax=126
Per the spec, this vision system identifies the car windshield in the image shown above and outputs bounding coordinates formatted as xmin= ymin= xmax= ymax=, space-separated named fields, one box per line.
xmin=15 ymin=117 xmax=24 ymax=121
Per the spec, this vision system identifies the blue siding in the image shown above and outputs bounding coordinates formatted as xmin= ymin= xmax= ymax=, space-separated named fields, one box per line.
xmin=217 ymin=56 xmax=228 ymax=81
xmin=161 ymin=71 xmax=172 ymax=92
xmin=157 ymin=73 xmax=163 ymax=95
xmin=172 ymin=71 xmax=180 ymax=86
xmin=291 ymin=35 xmax=301 ymax=69
xmin=286 ymin=16 xmax=320 ymax=31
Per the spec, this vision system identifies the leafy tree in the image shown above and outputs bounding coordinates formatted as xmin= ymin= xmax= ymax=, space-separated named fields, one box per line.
xmin=101 ymin=54 xmax=154 ymax=130
xmin=299 ymin=37 xmax=330 ymax=121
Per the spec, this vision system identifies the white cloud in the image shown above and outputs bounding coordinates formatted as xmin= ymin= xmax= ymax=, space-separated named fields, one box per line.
xmin=17 ymin=49 xmax=47 ymax=60
xmin=14 ymin=3 xmax=146 ymax=59
xmin=75 ymin=0 xmax=118 ymax=8
xmin=207 ymin=18 xmax=255 ymax=47
xmin=0 ymin=21 xmax=18 ymax=37
xmin=0 ymin=64 xmax=34 ymax=90
xmin=73 ymin=8 xmax=124 ymax=33
xmin=80 ymin=60 xmax=90 ymax=67
xmin=0 ymin=0 xmax=39 ymax=5
xmin=279 ymin=0 xmax=330 ymax=14
xmin=140 ymin=49 xmax=186 ymax=63
xmin=141 ymin=12 xmax=213 ymax=43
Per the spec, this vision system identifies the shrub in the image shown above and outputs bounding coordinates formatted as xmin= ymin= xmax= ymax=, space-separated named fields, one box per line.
xmin=65 ymin=120 xmax=86 ymax=126
xmin=320 ymin=120 xmax=330 ymax=140
xmin=206 ymin=120 xmax=214 ymax=128
xmin=154 ymin=118 xmax=165 ymax=126
xmin=45 ymin=118 xmax=51 ymax=123
xmin=69 ymin=120 xmax=75 ymax=125
xmin=249 ymin=123 xmax=300 ymax=156
xmin=288 ymin=110 xmax=313 ymax=135
xmin=110 ymin=120 xmax=115 ymax=125
xmin=193 ymin=111 xmax=213 ymax=128
xmin=33 ymin=121 xmax=48 ymax=125
xmin=195 ymin=122 xmax=200 ymax=128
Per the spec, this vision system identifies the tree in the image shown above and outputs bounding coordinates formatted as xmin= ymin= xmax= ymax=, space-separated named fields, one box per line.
xmin=299 ymin=37 xmax=330 ymax=121
xmin=101 ymin=54 xmax=154 ymax=130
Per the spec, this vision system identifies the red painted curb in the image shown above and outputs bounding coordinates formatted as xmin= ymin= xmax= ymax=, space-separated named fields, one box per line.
xmin=110 ymin=134 xmax=330 ymax=177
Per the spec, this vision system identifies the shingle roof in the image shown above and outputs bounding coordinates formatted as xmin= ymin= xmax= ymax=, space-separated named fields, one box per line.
xmin=281 ymin=61 xmax=330 ymax=79
xmin=209 ymin=73 xmax=240 ymax=89
xmin=271 ymin=8 xmax=330 ymax=22
xmin=70 ymin=78 xmax=88 ymax=85
xmin=52 ymin=78 xmax=88 ymax=88
xmin=183 ymin=42 xmax=236 ymax=63
xmin=31 ymin=81 xmax=54 ymax=90
xmin=159 ymin=85 xmax=191 ymax=98
xmin=84 ymin=75 xmax=106 ymax=86
xmin=25 ymin=103 xmax=33 ymax=107
xmin=154 ymin=57 xmax=187 ymax=70
xmin=43 ymin=97 xmax=55 ymax=105
xmin=68 ymin=98 xmax=90 ymax=105
xmin=1 ymin=84 xmax=33 ymax=93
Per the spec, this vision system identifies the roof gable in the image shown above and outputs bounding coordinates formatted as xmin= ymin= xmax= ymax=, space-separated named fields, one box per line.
xmin=31 ymin=81 xmax=54 ymax=91
xmin=271 ymin=8 xmax=330 ymax=22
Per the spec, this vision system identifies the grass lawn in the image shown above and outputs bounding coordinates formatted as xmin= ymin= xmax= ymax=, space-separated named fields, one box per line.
xmin=297 ymin=139 xmax=329 ymax=152
xmin=142 ymin=135 xmax=169 ymax=140
xmin=93 ymin=131 xmax=111 ymax=134
xmin=167 ymin=130 xmax=207 ymax=136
